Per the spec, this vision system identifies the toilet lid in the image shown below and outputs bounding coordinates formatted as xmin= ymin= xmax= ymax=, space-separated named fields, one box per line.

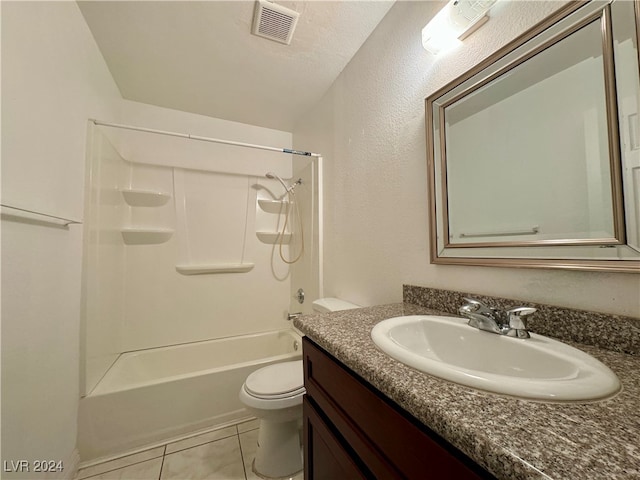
xmin=245 ymin=360 xmax=304 ymax=398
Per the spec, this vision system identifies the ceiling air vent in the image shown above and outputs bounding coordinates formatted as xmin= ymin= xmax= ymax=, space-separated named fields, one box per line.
xmin=252 ymin=0 xmax=300 ymax=45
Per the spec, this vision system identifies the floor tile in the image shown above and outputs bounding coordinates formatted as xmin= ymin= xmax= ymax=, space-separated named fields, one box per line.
xmin=80 ymin=458 xmax=163 ymax=480
xmin=165 ymin=425 xmax=238 ymax=455
xmin=160 ymin=436 xmax=245 ymax=480
xmin=76 ymin=419 xmax=305 ymax=480
xmin=238 ymin=429 xmax=259 ymax=480
xmin=76 ymin=448 xmax=165 ymax=479
xmin=236 ymin=418 xmax=259 ymax=434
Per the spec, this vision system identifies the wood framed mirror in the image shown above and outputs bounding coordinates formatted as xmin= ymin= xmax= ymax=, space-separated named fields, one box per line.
xmin=426 ymin=0 xmax=640 ymax=272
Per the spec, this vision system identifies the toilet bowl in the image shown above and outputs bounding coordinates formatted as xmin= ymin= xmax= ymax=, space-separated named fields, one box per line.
xmin=239 ymin=297 xmax=360 ymax=479
xmin=239 ymin=360 xmax=304 ymax=479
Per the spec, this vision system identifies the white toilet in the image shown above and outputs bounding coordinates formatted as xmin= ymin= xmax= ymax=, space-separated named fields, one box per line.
xmin=239 ymin=297 xmax=359 ymax=479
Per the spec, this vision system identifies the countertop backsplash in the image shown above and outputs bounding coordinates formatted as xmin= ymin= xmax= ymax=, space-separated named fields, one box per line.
xmin=403 ymin=285 xmax=640 ymax=355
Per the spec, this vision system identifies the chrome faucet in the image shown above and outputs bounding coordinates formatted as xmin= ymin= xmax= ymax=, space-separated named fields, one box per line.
xmin=458 ymin=297 xmax=536 ymax=339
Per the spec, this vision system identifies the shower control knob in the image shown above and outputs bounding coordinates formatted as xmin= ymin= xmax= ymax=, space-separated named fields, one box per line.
xmin=296 ymin=288 xmax=305 ymax=304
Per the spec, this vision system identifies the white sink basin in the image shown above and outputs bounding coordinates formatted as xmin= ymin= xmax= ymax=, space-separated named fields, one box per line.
xmin=371 ymin=315 xmax=620 ymax=402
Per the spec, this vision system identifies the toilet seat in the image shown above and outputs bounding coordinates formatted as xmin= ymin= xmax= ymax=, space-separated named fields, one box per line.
xmin=244 ymin=385 xmax=305 ymax=400
xmin=244 ymin=360 xmax=304 ymax=399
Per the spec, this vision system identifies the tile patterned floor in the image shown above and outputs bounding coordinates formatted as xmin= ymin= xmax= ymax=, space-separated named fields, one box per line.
xmin=75 ymin=419 xmax=304 ymax=480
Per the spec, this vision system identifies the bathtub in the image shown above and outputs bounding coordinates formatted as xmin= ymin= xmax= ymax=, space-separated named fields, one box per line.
xmin=78 ymin=329 xmax=302 ymax=461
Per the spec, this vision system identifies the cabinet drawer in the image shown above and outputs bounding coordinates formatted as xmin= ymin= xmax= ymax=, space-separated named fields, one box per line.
xmin=303 ymin=337 xmax=493 ymax=480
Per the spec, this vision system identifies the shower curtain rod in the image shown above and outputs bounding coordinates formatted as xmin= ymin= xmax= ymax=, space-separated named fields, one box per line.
xmin=91 ymin=120 xmax=321 ymax=157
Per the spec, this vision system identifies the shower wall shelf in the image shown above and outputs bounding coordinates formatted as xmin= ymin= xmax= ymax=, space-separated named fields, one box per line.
xmin=121 ymin=189 xmax=171 ymax=207
xmin=175 ymin=263 xmax=255 ymax=275
xmin=256 ymin=231 xmax=292 ymax=244
xmin=121 ymin=228 xmax=174 ymax=245
xmin=258 ymin=199 xmax=290 ymax=214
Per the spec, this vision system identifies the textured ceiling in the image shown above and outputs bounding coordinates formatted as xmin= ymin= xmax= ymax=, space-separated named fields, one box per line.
xmin=78 ymin=1 xmax=395 ymax=131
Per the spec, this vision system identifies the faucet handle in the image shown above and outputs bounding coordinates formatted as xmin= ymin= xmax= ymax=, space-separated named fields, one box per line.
xmin=462 ymin=297 xmax=483 ymax=307
xmin=505 ymin=306 xmax=536 ymax=337
xmin=460 ymin=297 xmax=494 ymax=315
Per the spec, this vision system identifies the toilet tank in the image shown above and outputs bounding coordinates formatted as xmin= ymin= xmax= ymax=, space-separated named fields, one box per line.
xmin=311 ymin=297 xmax=360 ymax=313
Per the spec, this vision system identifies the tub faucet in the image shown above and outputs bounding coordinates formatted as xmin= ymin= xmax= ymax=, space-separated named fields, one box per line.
xmin=458 ymin=297 xmax=536 ymax=339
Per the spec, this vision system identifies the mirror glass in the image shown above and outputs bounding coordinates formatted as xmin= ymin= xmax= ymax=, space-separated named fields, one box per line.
xmin=426 ymin=0 xmax=640 ymax=272
xmin=446 ymin=19 xmax=614 ymax=245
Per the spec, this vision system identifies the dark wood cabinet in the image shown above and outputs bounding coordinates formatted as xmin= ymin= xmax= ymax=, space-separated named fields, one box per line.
xmin=303 ymin=397 xmax=368 ymax=479
xmin=302 ymin=337 xmax=495 ymax=480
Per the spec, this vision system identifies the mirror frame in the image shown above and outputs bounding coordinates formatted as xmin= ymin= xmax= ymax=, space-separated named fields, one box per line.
xmin=425 ymin=0 xmax=640 ymax=273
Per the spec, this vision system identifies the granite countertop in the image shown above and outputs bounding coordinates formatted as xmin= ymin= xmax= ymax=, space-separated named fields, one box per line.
xmin=294 ymin=303 xmax=640 ymax=480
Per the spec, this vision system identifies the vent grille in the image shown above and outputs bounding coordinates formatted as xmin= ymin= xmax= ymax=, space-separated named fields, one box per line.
xmin=252 ymin=0 xmax=299 ymax=45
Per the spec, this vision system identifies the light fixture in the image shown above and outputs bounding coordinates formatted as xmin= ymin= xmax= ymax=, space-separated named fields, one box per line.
xmin=422 ymin=0 xmax=498 ymax=55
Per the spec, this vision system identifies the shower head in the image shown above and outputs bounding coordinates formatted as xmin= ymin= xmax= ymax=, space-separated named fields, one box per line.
xmin=265 ymin=171 xmax=287 ymax=192
xmin=265 ymin=172 xmax=301 ymax=194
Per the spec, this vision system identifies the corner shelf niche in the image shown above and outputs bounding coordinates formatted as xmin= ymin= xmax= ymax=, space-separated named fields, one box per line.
xmin=121 ymin=189 xmax=171 ymax=207
xmin=258 ymin=199 xmax=291 ymax=214
xmin=256 ymin=231 xmax=292 ymax=244
xmin=121 ymin=228 xmax=174 ymax=245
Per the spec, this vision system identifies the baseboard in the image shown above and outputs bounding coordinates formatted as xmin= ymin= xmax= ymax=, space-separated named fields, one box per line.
xmin=43 ymin=448 xmax=80 ymax=480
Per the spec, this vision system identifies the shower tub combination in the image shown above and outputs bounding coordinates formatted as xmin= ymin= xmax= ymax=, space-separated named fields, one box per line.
xmin=78 ymin=329 xmax=302 ymax=461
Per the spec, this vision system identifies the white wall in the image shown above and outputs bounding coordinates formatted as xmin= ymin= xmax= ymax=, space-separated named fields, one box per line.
xmin=1 ymin=2 xmax=122 ymax=478
xmin=293 ymin=0 xmax=640 ymax=317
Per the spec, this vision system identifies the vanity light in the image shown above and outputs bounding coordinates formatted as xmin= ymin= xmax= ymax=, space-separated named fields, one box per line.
xmin=422 ymin=0 xmax=498 ymax=55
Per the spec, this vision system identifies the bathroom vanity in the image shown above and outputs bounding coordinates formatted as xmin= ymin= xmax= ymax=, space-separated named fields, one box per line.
xmin=295 ymin=287 xmax=640 ymax=479
xmin=302 ymin=337 xmax=494 ymax=479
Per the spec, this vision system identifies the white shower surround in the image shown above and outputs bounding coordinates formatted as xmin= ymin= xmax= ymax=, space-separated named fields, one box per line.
xmin=82 ymin=101 xmax=304 ymax=396
xmin=80 ymin=101 xmax=321 ymax=466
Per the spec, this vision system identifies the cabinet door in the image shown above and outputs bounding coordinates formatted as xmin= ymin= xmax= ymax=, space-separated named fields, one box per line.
xmin=303 ymin=397 xmax=368 ymax=480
